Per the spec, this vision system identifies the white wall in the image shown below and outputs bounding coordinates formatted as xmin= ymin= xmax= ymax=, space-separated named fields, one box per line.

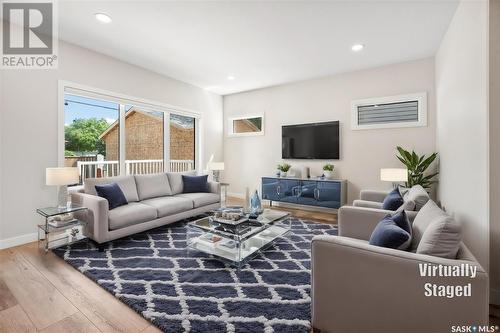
xmin=435 ymin=0 xmax=489 ymax=271
xmin=490 ymin=0 xmax=500 ymax=304
xmin=223 ymin=58 xmax=437 ymax=203
xmin=0 ymin=41 xmax=223 ymax=247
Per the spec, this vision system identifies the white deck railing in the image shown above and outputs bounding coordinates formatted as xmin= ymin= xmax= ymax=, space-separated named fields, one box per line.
xmin=77 ymin=159 xmax=194 ymax=181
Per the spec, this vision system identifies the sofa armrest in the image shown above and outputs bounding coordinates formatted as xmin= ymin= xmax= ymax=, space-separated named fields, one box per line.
xmin=338 ymin=206 xmax=393 ymax=240
xmin=208 ymin=181 xmax=220 ymax=195
xmin=359 ymin=189 xmax=389 ymax=202
xmin=311 ymin=235 xmax=489 ymax=333
xmin=352 ymin=199 xmax=384 ymax=209
xmin=339 ymin=206 xmax=418 ymax=241
xmin=71 ymin=192 xmax=109 ymax=244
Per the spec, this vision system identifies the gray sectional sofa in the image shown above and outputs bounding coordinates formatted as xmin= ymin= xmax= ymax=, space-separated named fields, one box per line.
xmin=71 ymin=172 xmax=220 ymax=245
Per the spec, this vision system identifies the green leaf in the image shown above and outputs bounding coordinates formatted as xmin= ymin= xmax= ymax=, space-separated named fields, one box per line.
xmin=394 ymin=147 xmax=438 ymax=190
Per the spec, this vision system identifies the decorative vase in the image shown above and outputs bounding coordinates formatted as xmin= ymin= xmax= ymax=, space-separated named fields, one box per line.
xmin=250 ymin=190 xmax=263 ymax=214
xmin=281 ymin=171 xmax=287 ymax=177
xmin=323 ymin=171 xmax=333 ymax=179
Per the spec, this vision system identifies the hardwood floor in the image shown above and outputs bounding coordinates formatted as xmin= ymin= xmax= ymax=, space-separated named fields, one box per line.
xmin=0 ymin=197 xmax=332 ymax=333
xmin=0 ymin=244 xmax=162 ymax=333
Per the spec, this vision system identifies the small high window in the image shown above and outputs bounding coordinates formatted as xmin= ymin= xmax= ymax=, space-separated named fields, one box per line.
xmin=228 ymin=115 xmax=264 ymax=137
xmin=351 ymin=92 xmax=427 ymax=130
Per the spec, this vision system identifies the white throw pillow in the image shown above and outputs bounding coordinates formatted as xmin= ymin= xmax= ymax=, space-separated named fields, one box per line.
xmin=412 ymin=200 xmax=462 ymax=258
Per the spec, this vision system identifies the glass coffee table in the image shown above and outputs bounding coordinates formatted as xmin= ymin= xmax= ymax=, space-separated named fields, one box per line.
xmin=187 ymin=209 xmax=291 ymax=267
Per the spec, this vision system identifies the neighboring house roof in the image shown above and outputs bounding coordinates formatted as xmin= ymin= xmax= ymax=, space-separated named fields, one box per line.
xmin=236 ymin=119 xmax=260 ymax=132
xmin=99 ymin=108 xmax=192 ymax=140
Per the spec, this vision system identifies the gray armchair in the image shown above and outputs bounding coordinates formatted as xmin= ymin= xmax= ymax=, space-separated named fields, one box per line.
xmin=311 ymin=205 xmax=489 ymax=333
xmin=352 ymin=189 xmax=390 ymax=209
xmin=353 ymin=185 xmax=430 ymax=211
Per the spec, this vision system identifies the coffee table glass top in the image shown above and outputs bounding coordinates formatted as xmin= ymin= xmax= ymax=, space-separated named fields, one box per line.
xmin=187 ymin=208 xmax=291 ymax=266
xmin=190 ymin=209 xmax=290 ymax=240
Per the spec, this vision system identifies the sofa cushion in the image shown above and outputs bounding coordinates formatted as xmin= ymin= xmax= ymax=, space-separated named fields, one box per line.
xmin=413 ymin=200 xmax=461 ymax=258
xmin=182 ymin=175 xmax=209 ymax=193
xmin=141 ymin=196 xmax=193 ymax=218
xmin=166 ymin=171 xmax=197 ymax=195
xmin=382 ymin=188 xmax=404 ymax=211
xmin=84 ymin=175 xmax=139 ymax=202
xmin=175 ymin=193 xmax=220 ymax=208
xmin=108 ymin=202 xmax=157 ymax=230
xmin=135 ymin=173 xmax=172 ymax=200
xmin=369 ymin=210 xmax=412 ymax=250
xmin=95 ymin=183 xmax=128 ymax=210
xmin=404 ymin=185 xmax=429 ymax=211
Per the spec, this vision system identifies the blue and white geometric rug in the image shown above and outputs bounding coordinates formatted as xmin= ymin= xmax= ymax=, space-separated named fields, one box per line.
xmin=53 ymin=217 xmax=337 ymax=333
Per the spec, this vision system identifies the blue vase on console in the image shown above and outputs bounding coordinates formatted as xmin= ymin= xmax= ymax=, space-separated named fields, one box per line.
xmin=250 ymin=190 xmax=263 ymax=214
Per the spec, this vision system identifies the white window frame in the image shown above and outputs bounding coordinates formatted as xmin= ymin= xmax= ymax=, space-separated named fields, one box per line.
xmin=350 ymin=92 xmax=427 ymax=130
xmin=58 ymin=80 xmax=201 ymax=173
xmin=227 ymin=114 xmax=265 ymax=137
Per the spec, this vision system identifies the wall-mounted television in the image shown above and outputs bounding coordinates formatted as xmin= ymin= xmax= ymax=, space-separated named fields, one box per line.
xmin=282 ymin=121 xmax=340 ymax=159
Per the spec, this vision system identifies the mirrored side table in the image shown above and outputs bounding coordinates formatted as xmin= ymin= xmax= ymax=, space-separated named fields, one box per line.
xmin=36 ymin=204 xmax=89 ymax=252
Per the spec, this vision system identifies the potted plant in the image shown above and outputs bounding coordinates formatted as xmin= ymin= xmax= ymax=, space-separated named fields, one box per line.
xmin=323 ymin=163 xmax=334 ymax=179
xmin=278 ymin=163 xmax=291 ymax=177
xmin=396 ymin=146 xmax=438 ymax=190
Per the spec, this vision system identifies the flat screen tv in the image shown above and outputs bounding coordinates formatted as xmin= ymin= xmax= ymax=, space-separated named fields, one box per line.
xmin=282 ymin=121 xmax=340 ymax=159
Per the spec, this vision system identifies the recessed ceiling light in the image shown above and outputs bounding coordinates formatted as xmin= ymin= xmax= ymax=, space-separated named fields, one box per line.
xmin=95 ymin=13 xmax=112 ymax=23
xmin=227 ymin=75 xmax=235 ymax=80
xmin=351 ymin=44 xmax=364 ymax=52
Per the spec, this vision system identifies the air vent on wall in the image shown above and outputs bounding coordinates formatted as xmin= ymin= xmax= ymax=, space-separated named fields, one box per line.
xmin=351 ymin=92 xmax=427 ymax=130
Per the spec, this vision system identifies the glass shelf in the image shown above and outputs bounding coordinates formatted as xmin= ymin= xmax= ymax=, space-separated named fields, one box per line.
xmin=37 ymin=219 xmax=87 ymax=233
xmin=36 ymin=204 xmax=87 ymax=217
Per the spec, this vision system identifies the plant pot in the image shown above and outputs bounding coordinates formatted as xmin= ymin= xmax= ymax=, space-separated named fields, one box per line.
xmin=281 ymin=172 xmax=287 ymax=177
xmin=323 ymin=171 xmax=333 ymax=179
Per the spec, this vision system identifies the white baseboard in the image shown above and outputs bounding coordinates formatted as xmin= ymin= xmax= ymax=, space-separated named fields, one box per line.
xmin=491 ymin=289 xmax=500 ymax=306
xmin=0 ymin=232 xmax=38 ymax=250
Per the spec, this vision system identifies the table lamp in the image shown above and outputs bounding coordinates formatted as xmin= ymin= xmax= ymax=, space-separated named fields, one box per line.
xmin=46 ymin=167 xmax=79 ymax=208
xmin=207 ymin=162 xmax=224 ymax=182
xmin=380 ymin=168 xmax=408 ymax=188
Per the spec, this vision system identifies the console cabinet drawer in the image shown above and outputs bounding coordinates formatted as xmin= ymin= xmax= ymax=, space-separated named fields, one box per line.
xmin=262 ymin=177 xmax=281 ymax=201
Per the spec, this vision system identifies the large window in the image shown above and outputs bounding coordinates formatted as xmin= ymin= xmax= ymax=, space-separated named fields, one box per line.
xmin=124 ymin=106 xmax=164 ymax=174
xmin=63 ymin=87 xmax=198 ymax=183
xmin=170 ymin=114 xmax=195 ymax=171
xmin=64 ymin=95 xmax=120 ymax=181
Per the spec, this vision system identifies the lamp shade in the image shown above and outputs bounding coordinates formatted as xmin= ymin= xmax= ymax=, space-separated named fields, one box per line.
xmin=380 ymin=168 xmax=408 ymax=182
xmin=207 ymin=162 xmax=225 ymax=171
xmin=46 ymin=167 xmax=79 ymax=186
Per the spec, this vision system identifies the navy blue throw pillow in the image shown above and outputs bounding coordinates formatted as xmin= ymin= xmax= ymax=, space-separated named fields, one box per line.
xmin=369 ymin=210 xmax=412 ymax=250
xmin=182 ymin=175 xmax=209 ymax=193
xmin=382 ymin=188 xmax=404 ymax=210
xmin=95 ymin=183 xmax=128 ymax=210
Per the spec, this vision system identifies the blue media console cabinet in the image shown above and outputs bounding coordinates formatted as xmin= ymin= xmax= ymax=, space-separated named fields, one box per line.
xmin=261 ymin=176 xmax=347 ymax=209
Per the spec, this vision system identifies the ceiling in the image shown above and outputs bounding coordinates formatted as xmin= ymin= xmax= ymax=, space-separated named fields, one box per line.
xmin=58 ymin=1 xmax=458 ymax=95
